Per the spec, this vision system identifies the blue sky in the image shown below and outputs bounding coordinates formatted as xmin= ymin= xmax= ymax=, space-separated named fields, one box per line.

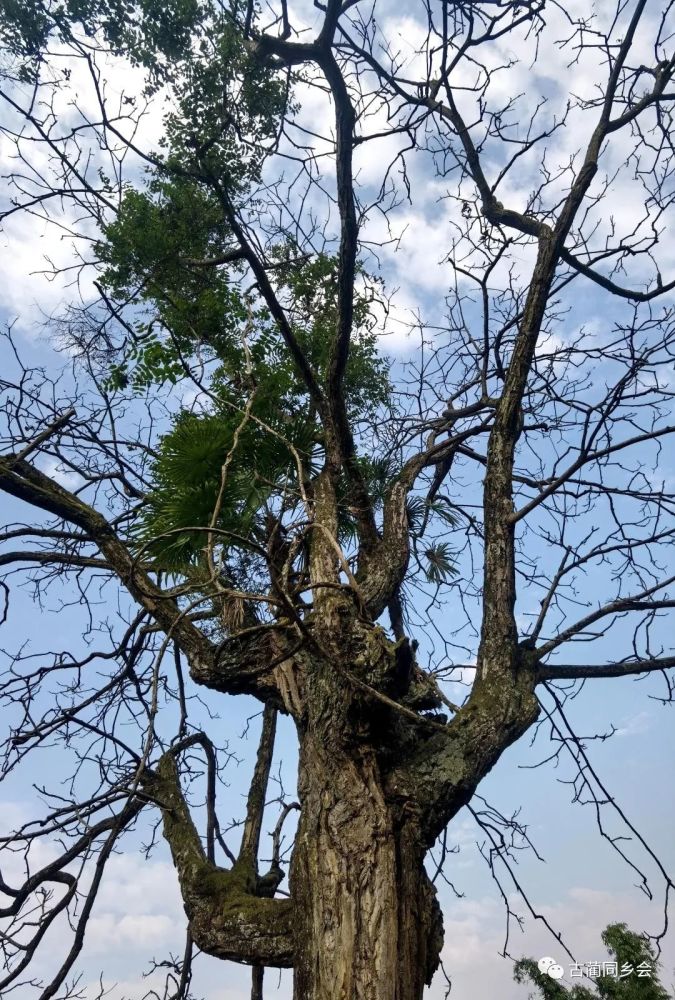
xmin=1 ymin=324 xmax=673 ymax=999
xmin=1 ymin=1 xmax=675 ymax=998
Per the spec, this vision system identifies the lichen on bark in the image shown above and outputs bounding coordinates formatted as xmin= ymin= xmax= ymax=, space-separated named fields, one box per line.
xmin=145 ymin=753 xmax=294 ymax=967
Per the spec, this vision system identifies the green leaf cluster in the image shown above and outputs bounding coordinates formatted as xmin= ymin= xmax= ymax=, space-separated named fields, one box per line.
xmin=136 ymin=406 xmax=315 ymax=571
xmin=94 ymin=4 xmax=290 ymax=387
xmin=162 ymin=13 xmax=288 ymax=182
xmin=0 ymin=0 xmax=205 ymax=86
xmin=421 ymin=541 xmax=457 ymax=585
xmin=406 ymin=496 xmax=458 ymax=583
xmin=50 ymin=0 xmax=393 ymax=574
xmin=514 ymin=924 xmax=671 ymax=1000
xmin=97 ymin=177 xmax=250 ymax=385
xmin=136 ymin=252 xmax=392 ymax=570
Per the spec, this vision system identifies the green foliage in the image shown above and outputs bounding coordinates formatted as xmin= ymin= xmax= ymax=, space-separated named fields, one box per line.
xmin=162 ymin=13 xmax=288 ymax=182
xmin=31 ymin=0 xmax=392 ymax=575
xmin=405 ymin=496 xmax=458 ymax=583
xmin=406 ymin=495 xmax=457 ymax=535
xmin=137 ymin=407 xmax=314 ymax=570
xmin=95 ymin=4 xmax=290 ymax=384
xmin=100 ymin=181 xmax=224 ymax=294
xmin=514 ymin=924 xmax=671 ymax=1000
xmin=136 ymin=252 xmax=392 ymax=570
xmin=97 ymin=177 xmax=250 ymax=385
xmin=99 ymin=169 xmax=393 ymax=570
xmin=422 ymin=542 xmax=457 ymax=585
xmin=0 ymin=0 xmax=205 ymax=86
xmin=271 ymin=250 xmax=391 ymax=421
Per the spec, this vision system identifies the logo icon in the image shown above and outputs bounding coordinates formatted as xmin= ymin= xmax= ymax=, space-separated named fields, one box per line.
xmin=538 ymin=957 xmax=565 ymax=979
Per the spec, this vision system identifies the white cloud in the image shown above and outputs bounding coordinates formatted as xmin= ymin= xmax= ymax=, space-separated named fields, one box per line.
xmin=87 ymin=912 xmax=180 ymax=953
xmin=432 ymin=883 xmax=675 ymax=1000
xmin=95 ymin=855 xmax=184 ymax=916
xmin=615 ymin=710 xmax=652 ymax=738
xmin=38 ymin=455 xmax=85 ymax=490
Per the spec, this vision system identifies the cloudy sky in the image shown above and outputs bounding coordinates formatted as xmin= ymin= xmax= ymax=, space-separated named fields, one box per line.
xmin=1 ymin=0 xmax=674 ymax=998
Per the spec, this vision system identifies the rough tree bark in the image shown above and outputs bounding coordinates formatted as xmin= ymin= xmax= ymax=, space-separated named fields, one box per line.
xmin=142 ymin=598 xmax=539 ymax=1000
xmin=291 ymin=743 xmax=441 ymax=1000
xmin=2 ymin=2 xmax=675 ymax=998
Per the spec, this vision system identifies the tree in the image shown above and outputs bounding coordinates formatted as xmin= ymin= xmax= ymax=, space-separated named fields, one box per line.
xmin=1 ymin=1 xmax=674 ymax=998
xmin=514 ymin=923 xmax=671 ymax=1000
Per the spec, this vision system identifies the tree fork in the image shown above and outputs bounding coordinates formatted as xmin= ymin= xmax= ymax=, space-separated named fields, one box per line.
xmin=145 ymin=754 xmax=294 ymax=968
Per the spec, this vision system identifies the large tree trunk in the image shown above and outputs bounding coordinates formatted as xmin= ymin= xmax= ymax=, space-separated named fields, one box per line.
xmin=151 ymin=611 xmax=538 ymax=998
xmin=279 ymin=603 xmax=538 ymax=999
xmin=290 ymin=734 xmax=443 ymax=1000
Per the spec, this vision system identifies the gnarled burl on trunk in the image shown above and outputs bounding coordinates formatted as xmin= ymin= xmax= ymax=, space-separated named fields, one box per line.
xmin=147 ymin=597 xmax=539 ymax=1000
